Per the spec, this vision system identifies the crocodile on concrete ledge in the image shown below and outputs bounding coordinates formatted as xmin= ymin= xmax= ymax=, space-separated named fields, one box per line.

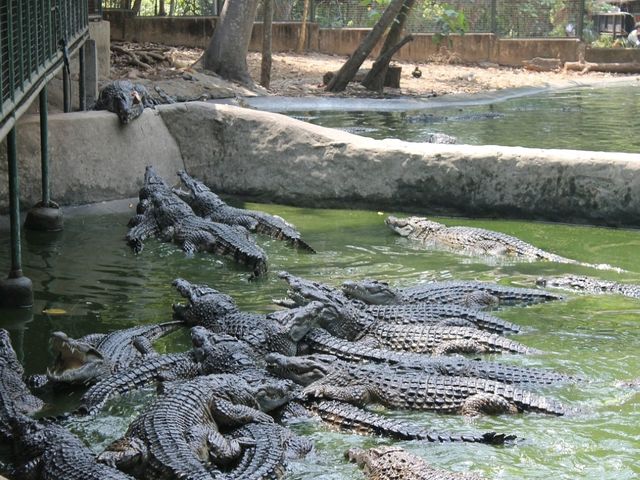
xmin=536 ymin=275 xmax=640 ymax=299
xmin=342 ymin=278 xmax=563 ymax=308
xmin=94 ymin=80 xmax=156 ymax=125
xmin=97 ymin=374 xmax=293 ymax=480
xmin=347 ymin=446 xmax=484 ymax=480
xmin=386 ymin=215 xmax=624 ymax=272
xmin=175 ymin=170 xmax=316 ymax=252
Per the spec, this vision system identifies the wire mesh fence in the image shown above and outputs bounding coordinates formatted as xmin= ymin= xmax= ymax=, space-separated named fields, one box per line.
xmin=102 ymin=0 xmax=627 ymax=40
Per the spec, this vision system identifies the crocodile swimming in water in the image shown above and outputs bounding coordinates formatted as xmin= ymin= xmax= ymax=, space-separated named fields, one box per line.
xmin=9 ymin=415 xmax=134 ymax=480
xmin=536 ymin=275 xmax=640 ymax=299
xmin=347 ymin=445 xmax=484 ymax=480
xmin=95 ymin=80 xmax=156 ymax=124
xmin=0 ymin=330 xmax=44 ymax=440
xmin=278 ymin=271 xmax=521 ymax=335
xmin=297 ymin=328 xmax=575 ymax=385
xmin=300 ymin=361 xmax=566 ymax=416
xmin=279 ymin=274 xmax=535 ymax=355
xmin=98 ymin=373 xmax=294 ymax=480
xmin=175 ymin=170 xmax=316 ymax=252
xmin=343 ymin=278 xmax=562 ymax=308
xmin=126 ymin=189 xmax=269 ymax=278
xmin=172 ymin=278 xmax=323 ymax=356
xmin=44 ymin=321 xmax=182 ymax=386
xmin=386 ymin=215 xmax=623 ymax=272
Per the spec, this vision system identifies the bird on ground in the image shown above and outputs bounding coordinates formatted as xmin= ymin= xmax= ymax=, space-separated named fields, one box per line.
xmin=412 ymin=66 xmax=422 ymax=78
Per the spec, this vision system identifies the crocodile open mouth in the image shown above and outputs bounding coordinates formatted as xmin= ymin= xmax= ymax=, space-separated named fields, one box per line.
xmin=47 ymin=332 xmax=105 ymax=384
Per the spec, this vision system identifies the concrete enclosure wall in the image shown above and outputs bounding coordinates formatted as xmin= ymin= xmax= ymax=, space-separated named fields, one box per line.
xmin=103 ymin=12 xmax=586 ymax=66
xmin=2 ymin=103 xmax=640 ymax=227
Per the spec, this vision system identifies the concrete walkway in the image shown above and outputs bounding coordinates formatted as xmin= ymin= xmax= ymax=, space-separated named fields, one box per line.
xmin=1 ymin=101 xmax=639 ymax=227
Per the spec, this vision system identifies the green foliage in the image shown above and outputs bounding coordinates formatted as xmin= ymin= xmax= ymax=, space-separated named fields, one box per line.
xmin=422 ymin=2 xmax=468 ymax=46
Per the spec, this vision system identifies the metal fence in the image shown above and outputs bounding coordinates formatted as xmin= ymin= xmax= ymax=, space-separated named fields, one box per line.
xmin=0 ymin=0 xmax=90 ymax=140
xmin=104 ymin=0 xmax=610 ymax=39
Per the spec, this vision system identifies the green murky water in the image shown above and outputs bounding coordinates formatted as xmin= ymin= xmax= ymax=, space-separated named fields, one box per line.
xmin=1 ymin=203 xmax=639 ymax=479
xmin=288 ymin=85 xmax=640 ymax=153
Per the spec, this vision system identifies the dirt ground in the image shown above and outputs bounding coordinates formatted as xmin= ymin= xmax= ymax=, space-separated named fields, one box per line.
xmin=110 ymin=42 xmax=640 ymax=100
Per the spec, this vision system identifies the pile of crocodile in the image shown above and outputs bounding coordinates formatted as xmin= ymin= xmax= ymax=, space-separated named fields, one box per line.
xmin=0 ymin=265 xmax=594 ymax=479
xmin=4 ymin=184 xmax=638 ymax=479
xmin=126 ymin=167 xmax=315 ymax=278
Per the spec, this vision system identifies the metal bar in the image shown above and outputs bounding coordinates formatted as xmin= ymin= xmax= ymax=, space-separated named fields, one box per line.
xmin=490 ymin=0 xmax=497 ymax=35
xmin=39 ymin=86 xmax=50 ymax=204
xmin=79 ymin=44 xmax=85 ymax=110
xmin=7 ymin=0 xmax=15 ymax=101
xmin=577 ymin=0 xmax=585 ymax=41
xmin=63 ymin=64 xmax=70 ymax=112
xmin=16 ymin=0 xmax=24 ymax=91
xmin=7 ymin=127 xmax=23 ymax=278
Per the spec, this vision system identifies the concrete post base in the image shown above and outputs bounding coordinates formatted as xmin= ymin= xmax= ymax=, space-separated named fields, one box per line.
xmin=24 ymin=202 xmax=64 ymax=231
xmin=0 ymin=275 xmax=34 ymax=308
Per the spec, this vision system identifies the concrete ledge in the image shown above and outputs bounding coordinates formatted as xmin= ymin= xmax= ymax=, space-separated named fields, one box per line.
xmin=0 ymin=109 xmax=184 ymax=210
xmin=2 ymin=102 xmax=640 ymax=227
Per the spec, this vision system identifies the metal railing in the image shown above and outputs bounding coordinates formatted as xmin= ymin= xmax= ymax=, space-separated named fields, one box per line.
xmin=0 ymin=0 xmax=90 ymax=142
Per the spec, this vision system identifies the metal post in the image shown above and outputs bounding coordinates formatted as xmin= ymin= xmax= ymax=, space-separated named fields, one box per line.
xmin=79 ymin=44 xmax=86 ymax=111
xmin=39 ymin=87 xmax=50 ymax=204
xmin=63 ymin=66 xmax=71 ymax=112
xmin=311 ymin=0 xmax=316 ymax=23
xmin=7 ymin=129 xmax=22 ymax=278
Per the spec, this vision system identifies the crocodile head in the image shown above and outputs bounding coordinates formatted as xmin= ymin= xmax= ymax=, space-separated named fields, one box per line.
xmin=385 ymin=215 xmax=445 ymax=239
xmin=172 ymin=278 xmax=238 ymax=325
xmin=249 ymin=376 xmax=298 ymax=412
xmin=265 ymin=352 xmax=336 ymax=386
xmin=346 ymin=446 xmax=404 ymax=470
xmin=0 ymin=329 xmax=23 ymax=374
xmin=191 ymin=327 xmax=259 ymax=373
xmin=341 ymin=279 xmax=400 ymax=304
xmin=47 ymin=332 xmax=107 ymax=385
xmin=267 ymin=301 xmax=325 ymax=342
xmin=109 ymin=81 xmax=144 ymax=124
xmin=278 ymin=271 xmax=340 ymax=306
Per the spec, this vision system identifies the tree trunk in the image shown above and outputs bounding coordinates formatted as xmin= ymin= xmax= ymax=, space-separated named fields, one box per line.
xmin=362 ymin=35 xmax=413 ymax=91
xmin=203 ymin=0 xmax=260 ymax=86
xmin=131 ymin=0 xmax=142 ymax=14
xmin=325 ymin=0 xmax=405 ymax=92
xmin=274 ymin=0 xmax=295 ymax=20
xmin=362 ymin=0 xmax=416 ymax=91
xmin=564 ymin=61 xmax=640 ymax=73
xmin=158 ymin=0 xmax=166 ymax=16
xmin=169 ymin=0 xmax=176 ymax=16
xmin=296 ymin=0 xmax=310 ymax=53
xmin=261 ymin=0 xmax=274 ymax=88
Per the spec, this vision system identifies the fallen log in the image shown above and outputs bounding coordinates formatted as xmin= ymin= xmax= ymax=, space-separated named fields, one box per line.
xmin=564 ymin=60 xmax=640 ymax=74
xmin=522 ymin=57 xmax=562 ymax=72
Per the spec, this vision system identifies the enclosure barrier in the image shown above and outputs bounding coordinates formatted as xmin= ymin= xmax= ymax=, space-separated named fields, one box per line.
xmin=0 ymin=0 xmax=90 ymax=308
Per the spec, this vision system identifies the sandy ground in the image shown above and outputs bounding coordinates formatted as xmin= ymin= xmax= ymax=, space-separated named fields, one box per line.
xmin=111 ymin=42 xmax=640 ymax=100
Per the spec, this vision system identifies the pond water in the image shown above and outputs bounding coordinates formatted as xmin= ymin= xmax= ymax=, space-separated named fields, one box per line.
xmin=282 ymin=85 xmax=640 ymax=153
xmin=1 ymin=202 xmax=639 ymax=479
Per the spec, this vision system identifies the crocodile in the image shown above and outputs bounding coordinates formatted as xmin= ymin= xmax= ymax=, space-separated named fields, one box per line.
xmin=127 ymin=190 xmax=269 ymax=278
xmin=347 ymin=446 xmax=484 ymax=480
xmin=223 ymin=422 xmax=313 ymax=479
xmin=343 ymin=277 xmax=563 ymax=308
xmin=300 ymin=361 xmax=567 ymax=416
xmin=296 ymin=329 xmax=575 ymax=385
xmin=279 ymin=271 xmax=521 ymax=334
xmin=279 ymin=275 xmax=535 ymax=355
xmin=172 ymin=278 xmax=323 ymax=356
xmin=98 ymin=374 xmax=294 ymax=480
xmin=9 ymin=415 xmax=134 ymax=480
xmin=175 ymin=170 xmax=316 ymax=252
xmin=95 ymin=80 xmax=156 ymax=124
xmin=46 ymin=321 xmax=182 ymax=386
xmin=386 ymin=215 xmax=623 ymax=272
xmin=536 ymin=275 xmax=640 ymax=299
xmin=0 ymin=330 xmax=44 ymax=440
xmin=133 ymin=165 xmax=175 ymax=216
xmin=79 ymin=326 xmax=273 ymax=416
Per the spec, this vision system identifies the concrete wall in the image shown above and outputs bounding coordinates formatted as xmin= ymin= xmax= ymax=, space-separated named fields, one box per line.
xmin=2 ymin=103 xmax=640 ymax=227
xmin=103 ymin=13 xmax=584 ymax=65
xmin=586 ymin=47 xmax=640 ymax=63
